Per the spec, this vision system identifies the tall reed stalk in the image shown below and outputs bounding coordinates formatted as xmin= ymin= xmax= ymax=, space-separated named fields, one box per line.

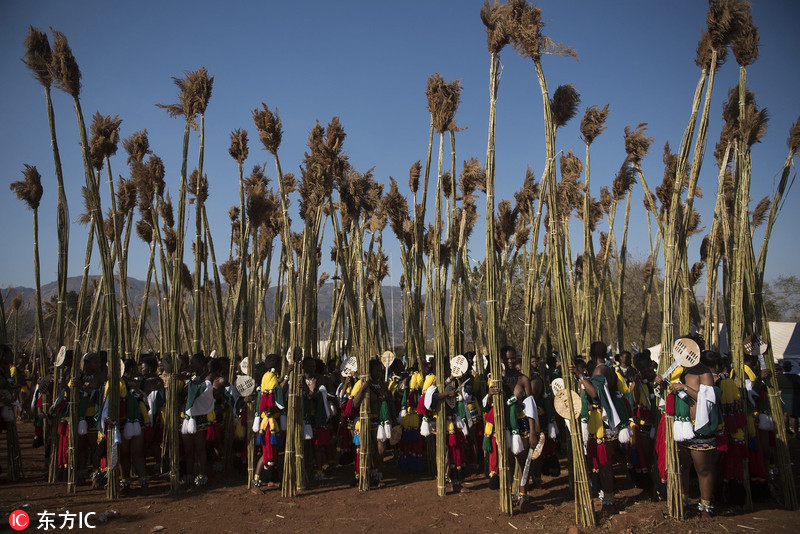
xmin=23 ymin=28 xmax=70 ymax=355
xmin=158 ymin=66 xmax=213 ymax=495
xmin=480 ymin=0 xmax=512 ymax=515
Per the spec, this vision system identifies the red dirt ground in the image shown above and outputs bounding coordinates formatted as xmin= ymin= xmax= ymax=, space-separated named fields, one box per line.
xmin=1 ymin=422 xmax=798 ymax=533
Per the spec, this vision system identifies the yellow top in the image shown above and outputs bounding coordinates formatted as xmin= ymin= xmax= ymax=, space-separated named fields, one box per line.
xmin=422 ymin=374 xmax=437 ymax=391
xmin=261 ymin=371 xmax=280 ymax=392
xmin=350 ymin=379 xmax=363 ymax=399
xmin=615 ymin=370 xmax=630 ymax=395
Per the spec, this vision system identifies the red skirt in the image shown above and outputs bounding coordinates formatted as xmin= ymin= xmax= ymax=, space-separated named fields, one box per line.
xmin=447 ymin=431 xmax=465 ymax=467
xmin=57 ymin=421 xmax=70 ymax=468
xmin=314 ymin=427 xmax=331 ymax=447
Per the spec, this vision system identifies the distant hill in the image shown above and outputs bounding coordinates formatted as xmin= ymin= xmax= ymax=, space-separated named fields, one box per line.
xmin=2 ymin=277 xmax=409 ymax=346
xmin=3 ymin=275 xmax=148 ymax=308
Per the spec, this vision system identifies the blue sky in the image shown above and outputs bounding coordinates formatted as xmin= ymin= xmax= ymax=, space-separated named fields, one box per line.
xmin=1 ymin=1 xmax=798 ymax=293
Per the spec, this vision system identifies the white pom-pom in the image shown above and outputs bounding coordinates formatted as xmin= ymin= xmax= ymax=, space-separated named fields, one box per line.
xmin=511 ymin=433 xmax=525 ymax=455
xmin=673 ymin=420 xmax=683 ymax=442
xmin=758 ymin=414 xmax=775 ymax=431
xmin=681 ymin=421 xmax=694 ymax=441
xmin=548 ymin=421 xmax=558 ymax=440
xmin=380 ymin=422 xmax=392 ymax=442
xmin=618 ymin=425 xmax=632 ymax=444
xmin=420 ymin=419 xmax=431 ymax=437
xmin=78 ymin=419 xmax=88 ymax=436
xmin=457 ymin=417 xmax=469 ymax=437
xmin=252 ymin=414 xmax=262 ymax=433
xmin=186 ymin=417 xmax=197 ymax=435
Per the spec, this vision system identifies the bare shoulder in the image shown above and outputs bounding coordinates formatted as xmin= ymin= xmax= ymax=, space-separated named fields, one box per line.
xmin=686 ymin=365 xmax=714 ymax=386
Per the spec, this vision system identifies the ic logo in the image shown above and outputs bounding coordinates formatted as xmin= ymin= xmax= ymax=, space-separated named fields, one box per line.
xmin=9 ymin=510 xmax=29 ymax=531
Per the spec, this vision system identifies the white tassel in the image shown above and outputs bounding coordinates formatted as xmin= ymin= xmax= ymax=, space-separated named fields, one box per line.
xmin=420 ymin=419 xmax=431 ymax=437
xmin=758 ymin=414 xmax=775 ymax=431
xmin=618 ymin=425 xmax=632 ymax=444
xmin=384 ymin=422 xmax=392 ymax=441
xmin=398 ymin=409 xmax=406 ymax=423
xmin=303 ymin=423 xmax=314 ymax=440
xmin=132 ymin=421 xmax=142 ymax=437
xmin=280 ymin=414 xmax=287 ymax=431
xmin=252 ymin=414 xmax=262 ymax=433
xmin=673 ymin=420 xmax=683 ymax=442
xmin=511 ymin=433 xmax=525 ymax=455
xmin=649 ymin=426 xmax=656 ymax=439
xmin=548 ymin=421 xmax=558 ymax=440
xmin=78 ymin=419 xmax=88 ymax=436
xmin=456 ymin=416 xmax=468 ymax=437
xmin=185 ymin=417 xmax=197 ymax=435
xmin=378 ymin=422 xmax=391 ymax=442
xmin=124 ymin=421 xmax=134 ymax=440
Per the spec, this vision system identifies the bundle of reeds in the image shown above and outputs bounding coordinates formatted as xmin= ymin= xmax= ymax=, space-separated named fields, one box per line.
xmin=497 ymin=0 xmax=593 ymax=525
xmin=47 ymin=29 xmax=123 ymax=498
xmin=23 ymin=28 xmax=70 ymax=359
xmin=480 ymin=0 xmax=513 ymax=516
xmin=717 ymin=0 xmax=797 ymax=507
xmin=9 ymin=165 xmax=46 ymax=375
xmin=381 ymin=175 xmax=416 ymax=363
xmin=744 ymin=117 xmax=800 ymax=510
xmin=252 ymin=103 xmax=303 ymax=495
xmin=158 ymin=66 xmax=214 ymax=495
xmin=6 ymin=166 xmax=42 ymax=482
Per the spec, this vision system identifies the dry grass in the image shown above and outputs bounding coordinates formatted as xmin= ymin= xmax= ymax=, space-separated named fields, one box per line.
xmin=50 ymin=29 xmax=81 ymax=97
xmin=580 ymin=104 xmax=609 ymax=144
xmin=23 ymin=26 xmax=52 ymax=87
xmin=10 ymin=164 xmax=44 ymax=210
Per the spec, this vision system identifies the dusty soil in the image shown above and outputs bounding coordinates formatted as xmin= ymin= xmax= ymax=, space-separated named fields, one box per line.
xmin=1 ymin=422 xmax=798 ymax=533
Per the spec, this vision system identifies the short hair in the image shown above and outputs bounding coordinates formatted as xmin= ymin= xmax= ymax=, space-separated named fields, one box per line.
xmin=264 ymin=353 xmax=280 ymax=372
xmin=700 ymin=350 xmax=720 ymax=370
xmin=589 ymin=341 xmax=606 ymax=361
xmin=633 ymin=352 xmax=652 ymax=370
xmin=499 ymin=345 xmax=516 ymax=358
xmin=140 ymin=355 xmax=158 ymax=370
xmin=190 ymin=352 xmax=207 ymax=370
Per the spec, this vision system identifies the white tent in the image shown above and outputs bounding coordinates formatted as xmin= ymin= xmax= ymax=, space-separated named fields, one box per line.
xmin=648 ymin=322 xmax=800 ymax=364
xmin=716 ymin=322 xmax=800 ymax=361
xmin=764 ymin=322 xmax=800 ymax=360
